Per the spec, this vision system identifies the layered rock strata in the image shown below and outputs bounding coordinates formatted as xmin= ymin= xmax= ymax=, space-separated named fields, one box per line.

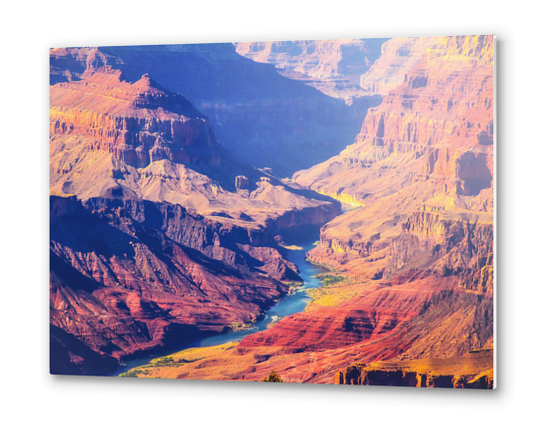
xmin=284 ymin=35 xmax=494 ymax=383
xmin=50 ymin=36 xmax=495 ymax=384
xmin=235 ymin=39 xmax=388 ymax=101
xmin=50 ymin=44 xmax=373 ymax=176
xmin=50 ymin=69 xmax=341 ymax=233
xmin=49 ymin=62 xmax=341 ymax=374
xmin=294 ymin=35 xmax=494 ymax=282
xmin=50 ymin=70 xmax=221 ymax=169
xmin=335 ymin=349 xmax=493 ymax=389
xmin=50 ymin=195 xmax=298 ymax=373
xmin=358 ymin=36 xmax=443 ymax=95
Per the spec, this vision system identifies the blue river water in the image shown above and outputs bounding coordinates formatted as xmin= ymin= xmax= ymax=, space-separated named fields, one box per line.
xmin=112 ymin=239 xmax=328 ymax=375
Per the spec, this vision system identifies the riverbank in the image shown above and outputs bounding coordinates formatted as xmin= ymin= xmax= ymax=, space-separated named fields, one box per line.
xmin=113 ymin=238 xmax=329 ymax=377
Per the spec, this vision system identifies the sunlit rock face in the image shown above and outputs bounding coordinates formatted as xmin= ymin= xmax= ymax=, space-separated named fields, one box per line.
xmin=257 ymin=35 xmax=494 ymax=382
xmin=50 ymin=70 xmax=221 ymax=169
xmin=335 ymin=349 xmax=493 ymax=389
xmin=51 ymin=43 xmax=379 ymax=176
xmin=358 ymin=36 xmax=443 ymax=95
xmin=50 ymin=66 xmax=340 ymax=230
xmin=294 ymin=35 xmax=494 ymax=280
xmin=152 ymin=35 xmax=494 ymax=385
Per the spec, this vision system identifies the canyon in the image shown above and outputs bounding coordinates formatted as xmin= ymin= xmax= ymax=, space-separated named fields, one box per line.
xmin=50 ymin=68 xmax=340 ymax=228
xmin=50 ymin=193 xmax=310 ymax=374
xmin=50 ymin=43 xmax=379 ymax=177
xmin=51 ymin=35 xmax=494 ymax=387
xmin=234 ymin=39 xmax=388 ymax=102
xmin=49 ymin=58 xmax=341 ymax=374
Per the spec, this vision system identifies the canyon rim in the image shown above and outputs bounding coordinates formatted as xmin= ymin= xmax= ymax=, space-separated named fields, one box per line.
xmin=50 ymin=35 xmax=495 ymax=389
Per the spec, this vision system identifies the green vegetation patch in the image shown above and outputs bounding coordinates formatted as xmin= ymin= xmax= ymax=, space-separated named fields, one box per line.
xmin=119 ymin=370 xmax=141 ymax=378
xmin=284 ymin=280 xmax=303 ymax=289
xmin=119 ymin=367 xmax=153 ymax=377
xmin=313 ymin=273 xmax=347 ymax=287
xmin=229 ymin=322 xmax=254 ymax=332
xmin=262 ymin=370 xmax=283 ymax=382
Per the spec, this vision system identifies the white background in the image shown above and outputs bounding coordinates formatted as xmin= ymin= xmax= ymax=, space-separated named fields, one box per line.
xmin=2 ymin=1 xmax=539 ymax=422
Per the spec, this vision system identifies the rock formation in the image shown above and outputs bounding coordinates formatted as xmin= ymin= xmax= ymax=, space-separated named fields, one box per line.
xmin=294 ymin=35 xmax=494 ymax=283
xmin=50 ymin=70 xmax=221 ymax=169
xmin=51 ymin=43 xmax=377 ymax=176
xmin=286 ymin=35 xmax=494 ymax=383
xmin=335 ymin=349 xmax=493 ymax=389
xmin=235 ymin=175 xmax=249 ymax=191
xmin=235 ymin=39 xmax=388 ymax=102
xmin=49 ymin=68 xmax=341 ymax=231
xmin=50 ymin=194 xmax=299 ymax=373
xmin=49 ymin=57 xmax=341 ymax=374
xmin=358 ymin=36 xmax=444 ymax=95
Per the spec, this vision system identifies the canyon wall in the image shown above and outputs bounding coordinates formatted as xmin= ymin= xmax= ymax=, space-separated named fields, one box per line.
xmin=49 ymin=67 xmax=340 ymax=227
xmin=285 ymin=35 xmax=494 ymax=383
xmin=50 ymin=194 xmax=299 ymax=374
xmin=51 ymin=43 xmax=373 ymax=176
xmin=358 ymin=36 xmax=443 ymax=95
xmin=49 ymin=51 xmax=342 ymax=374
xmin=294 ymin=35 xmax=494 ymax=279
xmin=235 ymin=39 xmax=388 ymax=101
xmin=335 ymin=349 xmax=493 ymax=389
xmin=50 ymin=71 xmax=222 ymax=169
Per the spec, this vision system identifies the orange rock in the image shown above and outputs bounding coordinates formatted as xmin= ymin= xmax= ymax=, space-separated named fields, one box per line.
xmin=335 ymin=349 xmax=493 ymax=389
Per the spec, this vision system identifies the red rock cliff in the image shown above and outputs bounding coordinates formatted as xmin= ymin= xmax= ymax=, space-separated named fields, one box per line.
xmin=294 ymin=35 xmax=494 ymax=278
xmin=50 ymin=70 xmax=221 ymax=169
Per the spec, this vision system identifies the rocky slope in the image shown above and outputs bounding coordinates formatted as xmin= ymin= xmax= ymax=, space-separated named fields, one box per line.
xmin=50 ymin=47 xmax=123 ymax=84
xmin=50 ymin=68 xmax=340 ymax=232
xmin=50 ymin=194 xmax=300 ymax=374
xmin=50 ymin=70 xmax=221 ymax=169
xmin=235 ymin=39 xmax=388 ymax=102
xmin=289 ymin=35 xmax=494 ymax=382
xmin=51 ymin=43 xmax=374 ymax=176
xmin=49 ymin=62 xmax=341 ymax=374
xmin=358 ymin=36 xmax=443 ymax=95
xmin=121 ymin=269 xmax=492 ymax=383
xmin=50 ymin=36 xmax=495 ymax=384
xmin=294 ymin=35 xmax=494 ymax=280
xmin=335 ymin=349 xmax=493 ymax=389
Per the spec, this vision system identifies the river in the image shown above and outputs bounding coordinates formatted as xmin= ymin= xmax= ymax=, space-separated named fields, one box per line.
xmin=112 ymin=238 xmax=329 ymax=376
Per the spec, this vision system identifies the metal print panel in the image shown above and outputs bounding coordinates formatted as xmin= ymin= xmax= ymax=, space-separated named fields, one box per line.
xmin=50 ymin=35 xmax=495 ymax=388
